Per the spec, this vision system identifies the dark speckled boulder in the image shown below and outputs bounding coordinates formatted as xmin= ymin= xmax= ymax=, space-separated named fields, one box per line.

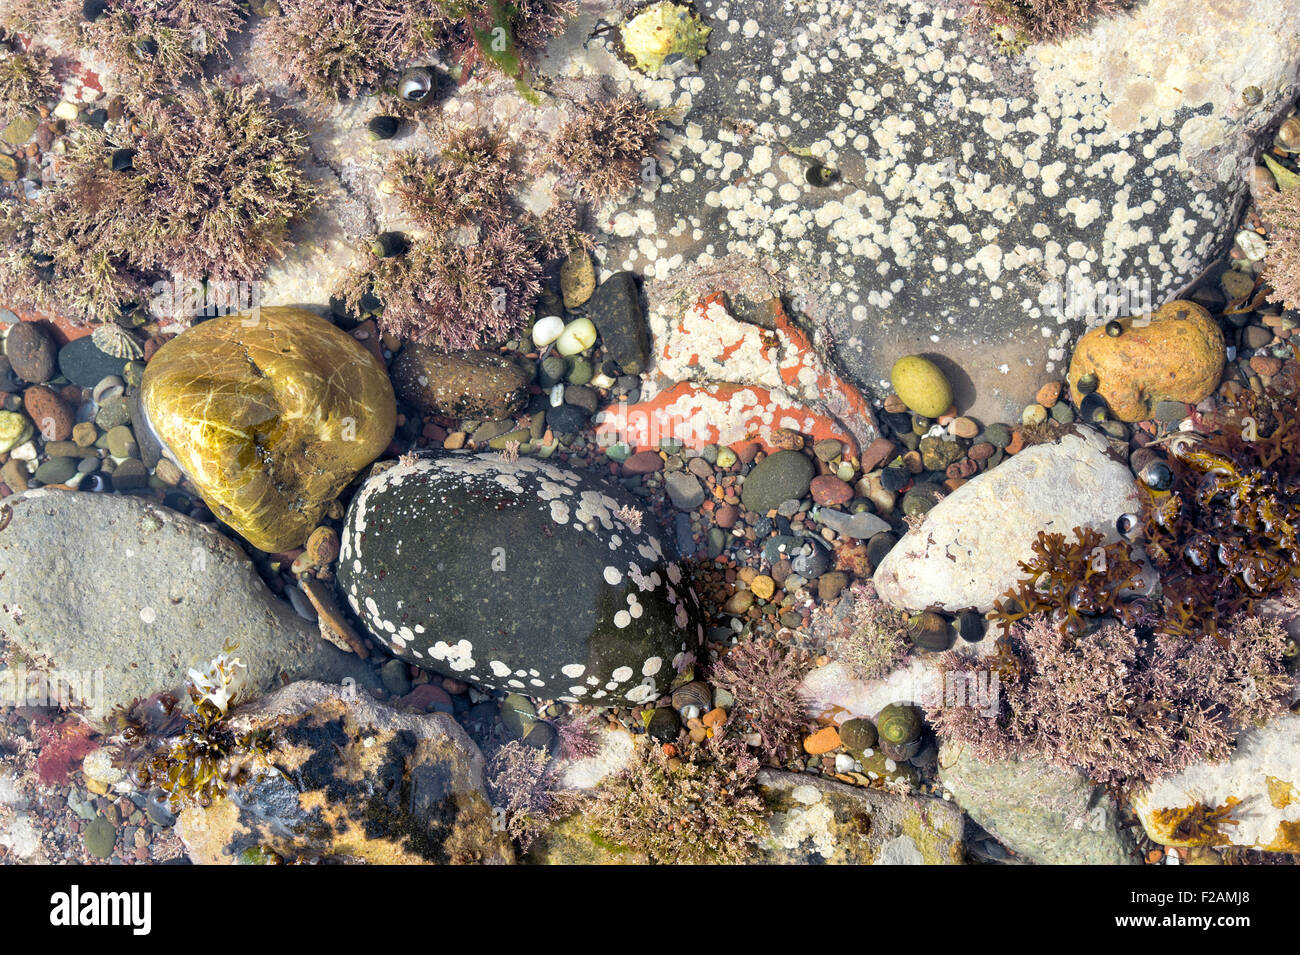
xmin=337 ymin=451 xmax=704 ymax=705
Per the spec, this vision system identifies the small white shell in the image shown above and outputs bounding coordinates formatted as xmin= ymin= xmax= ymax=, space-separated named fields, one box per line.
xmin=92 ymin=375 xmax=124 ymax=405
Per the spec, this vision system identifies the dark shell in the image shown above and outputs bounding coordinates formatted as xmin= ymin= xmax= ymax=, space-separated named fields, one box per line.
xmin=671 ymin=680 xmax=711 ymax=718
xmin=367 ymin=115 xmax=400 ymax=141
xmin=1079 ymin=392 xmax=1110 ymax=423
xmin=646 ymin=706 xmax=681 ymax=741
xmin=907 ymin=611 xmax=955 ymax=652
xmin=957 ymin=610 xmax=986 ymax=643
xmin=879 ymin=737 xmax=921 ymax=762
xmin=1075 ymin=371 xmax=1099 ymax=395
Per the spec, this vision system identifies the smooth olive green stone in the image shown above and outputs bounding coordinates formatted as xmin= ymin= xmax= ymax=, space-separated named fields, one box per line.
xmin=33 ymin=457 xmax=77 ymax=485
xmin=890 ymin=355 xmax=953 ymax=418
xmin=105 ymin=425 xmax=136 ymax=459
xmin=1 ymin=111 xmax=38 ymax=147
xmin=605 ymin=443 xmax=632 ymax=462
xmin=82 ymin=815 xmax=116 ymax=859
xmin=488 ymin=428 xmax=531 ymax=449
xmin=500 ymin=693 xmax=537 ymax=738
xmin=566 ymin=355 xmax=593 ymax=385
xmin=72 ymin=421 xmax=98 ymax=447
xmin=43 ymin=440 xmax=82 ymax=457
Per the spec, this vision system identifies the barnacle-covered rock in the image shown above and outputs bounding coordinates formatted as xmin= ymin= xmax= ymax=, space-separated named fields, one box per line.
xmin=176 ymin=681 xmax=513 ymax=865
xmin=337 ymin=452 xmax=705 ymax=705
xmin=620 ymin=2 xmax=711 ymax=74
xmin=1067 ymin=301 xmax=1225 ymax=422
xmin=140 ymin=308 xmax=396 ymax=553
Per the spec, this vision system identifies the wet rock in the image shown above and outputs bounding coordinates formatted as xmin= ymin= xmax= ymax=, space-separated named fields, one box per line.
xmin=873 ymin=429 xmax=1143 ymax=612
xmin=141 ymin=308 xmax=395 ymax=553
xmin=939 ymin=742 xmax=1135 ymax=865
xmin=0 ymin=492 xmax=380 ymax=722
xmin=4 ymin=323 xmax=56 ymax=383
xmin=740 ymin=450 xmax=814 ymax=514
xmin=177 ymin=681 xmax=512 ymax=865
xmin=757 ymin=769 xmax=964 ymax=864
xmin=560 ymin=248 xmax=597 ymax=309
xmin=1067 ymin=301 xmax=1225 ymax=422
xmin=585 ymin=272 xmax=648 ymax=374
xmin=22 ymin=386 xmax=72 ymax=441
xmin=57 ymin=336 xmax=127 ymax=388
xmin=1135 ymin=713 xmax=1300 ymax=852
xmin=664 ymin=470 xmax=706 ymax=510
xmin=391 ymin=345 xmax=531 ymax=420
xmin=814 ymin=507 xmax=890 ymax=540
xmin=337 ymin=452 xmax=704 ymax=706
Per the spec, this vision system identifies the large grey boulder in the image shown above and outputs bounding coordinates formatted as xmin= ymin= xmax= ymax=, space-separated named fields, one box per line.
xmin=0 ymin=491 xmax=380 ymax=722
xmin=939 ymin=743 xmax=1136 ymax=865
xmin=872 ymin=428 xmax=1144 ymax=612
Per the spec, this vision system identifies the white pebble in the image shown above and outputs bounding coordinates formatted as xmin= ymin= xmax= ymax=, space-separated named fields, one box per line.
xmin=531 ymin=315 xmax=565 ymax=347
xmin=555 ymin=318 xmax=597 ymax=356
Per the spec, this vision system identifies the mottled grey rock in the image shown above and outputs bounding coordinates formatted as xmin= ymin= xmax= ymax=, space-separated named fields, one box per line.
xmin=939 ymin=742 xmax=1135 ymax=865
xmin=741 ymin=450 xmax=815 ymax=514
xmin=584 ymin=271 xmax=648 ymax=375
xmin=0 ymin=492 xmax=380 ymax=722
xmin=873 ymin=429 xmax=1145 ymax=612
xmin=177 ymin=681 xmax=512 ymax=865
xmin=337 ymin=452 xmax=704 ymax=705
xmin=757 ymin=769 xmax=965 ymax=864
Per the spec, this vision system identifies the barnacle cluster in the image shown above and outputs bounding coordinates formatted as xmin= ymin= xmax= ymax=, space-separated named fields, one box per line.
xmin=1140 ymin=381 xmax=1300 ymax=639
xmin=991 ymin=525 xmax=1147 ymax=636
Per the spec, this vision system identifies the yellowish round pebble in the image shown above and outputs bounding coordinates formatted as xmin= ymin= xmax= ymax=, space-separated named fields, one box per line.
xmin=751 ymin=574 xmax=776 ymax=600
xmin=890 ymin=355 xmax=953 ymax=418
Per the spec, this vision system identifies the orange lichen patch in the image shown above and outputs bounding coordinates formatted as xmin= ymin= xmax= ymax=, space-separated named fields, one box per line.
xmin=1266 ymin=776 xmax=1297 ymax=809
xmin=1266 ymin=820 xmax=1300 ymax=852
xmin=594 ymin=380 xmax=857 ymax=456
xmin=1145 ymin=798 xmax=1243 ymax=848
xmin=654 ymin=292 xmax=875 ymax=453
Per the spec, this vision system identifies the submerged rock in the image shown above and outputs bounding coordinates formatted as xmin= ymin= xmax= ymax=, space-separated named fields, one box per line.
xmin=177 ymin=681 xmax=512 ymax=865
xmin=0 ymin=492 xmax=380 ymax=722
xmin=140 ymin=308 xmax=395 ymax=553
xmin=337 ymin=452 xmax=704 ymax=705
xmin=390 ymin=344 xmax=531 ymax=420
xmin=939 ymin=743 xmax=1135 ymax=865
xmin=757 ymin=769 xmax=964 ymax=864
xmin=1134 ymin=714 xmax=1300 ymax=852
xmin=872 ymin=429 xmax=1144 ymax=612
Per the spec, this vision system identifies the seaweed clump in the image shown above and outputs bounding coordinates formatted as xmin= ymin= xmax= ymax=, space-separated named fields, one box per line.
xmin=709 ymin=636 xmax=812 ymax=765
xmin=2 ymin=0 xmax=244 ymax=88
xmin=930 ymin=614 xmax=1294 ymax=785
xmin=991 ymin=525 xmax=1148 ymax=636
xmin=135 ymin=648 xmax=273 ymax=809
xmin=542 ymin=94 xmax=664 ymax=203
xmin=337 ymin=125 xmax=585 ymax=348
xmin=259 ymin=0 xmax=575 ymax=108
xmin=589 ymin=735 xmax=768 ymax=864
xmin=1140 ymin=382 xmax=1300 ymax=639
xmin=965 ymin=0 xmax=1136 ymax=53
xmin=1257 ymin=180 xmax=1300 ymax=313
xmin=811 ymin=581 xmax=911 ymax=681
xmin=0 ymin=81 xmax=316 ymax=325
xmin=0 ymin=45 xmax=56 ymax=124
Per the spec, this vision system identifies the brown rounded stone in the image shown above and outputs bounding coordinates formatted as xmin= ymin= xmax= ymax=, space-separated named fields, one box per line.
xmin=390 ymin=344 xmax=530 ymax=420
xmin=968 ymin=442 xmax=995 ymax=461
xmin=809 ymin=474 xmax=852 ymax=506
xmin=1035 ymin=381 xmax=1062 ymax=407
xmin=622 ymin=450 xmax=664 ymax=474
xmin=23 ymin=385 xmax=72 ymax=441
xmin=714 ymin=503 xmax=739 ymax=528
xmin=1067 ymin=300 xmax=1225 ymax=422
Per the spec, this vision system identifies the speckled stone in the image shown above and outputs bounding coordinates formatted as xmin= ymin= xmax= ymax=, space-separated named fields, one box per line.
xmin=337 ymin=452 xmax=705 ymax=706
xmin=390 ymin=345 xmax=531 ymax=420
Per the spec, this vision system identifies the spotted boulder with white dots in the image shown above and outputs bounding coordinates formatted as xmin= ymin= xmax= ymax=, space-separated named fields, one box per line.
xmin=337 ymin=452 xmax=704 ymax=705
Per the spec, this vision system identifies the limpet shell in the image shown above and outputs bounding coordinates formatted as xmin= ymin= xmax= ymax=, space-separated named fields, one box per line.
xmin=91 ymin=324 xmax=143 ymax=360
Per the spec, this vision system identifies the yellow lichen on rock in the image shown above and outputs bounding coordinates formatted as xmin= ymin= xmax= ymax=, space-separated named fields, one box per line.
xmin=141 ymin=308 xmax=395 ymax=553
xmin=1067 ymin=300 xmax=1225 ymax=422
xmin=620 ymin=2 xmax=711 ymax=74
